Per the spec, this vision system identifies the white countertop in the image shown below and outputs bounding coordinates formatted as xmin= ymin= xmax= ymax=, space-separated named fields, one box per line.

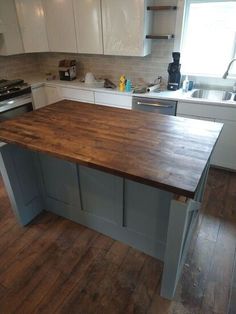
xmin=143 ymin=89 xmax=236 ymax=108
xmin=26 ymin=76 xmax=236 ymax=108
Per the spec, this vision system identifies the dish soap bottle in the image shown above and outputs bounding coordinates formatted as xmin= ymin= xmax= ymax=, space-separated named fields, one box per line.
xmin=182 ymin=76 xmax=189 ymax=92
xmin=119 ymin=75 xmax=126 ymax=92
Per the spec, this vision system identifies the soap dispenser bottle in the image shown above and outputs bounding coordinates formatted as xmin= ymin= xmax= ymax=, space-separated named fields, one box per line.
xmin=182 ymin=76 xmax=189 ymax=92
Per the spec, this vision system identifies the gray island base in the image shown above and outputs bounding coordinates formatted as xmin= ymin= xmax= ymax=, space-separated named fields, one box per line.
xmin=0 ymin=144 xmax=208 ymax=300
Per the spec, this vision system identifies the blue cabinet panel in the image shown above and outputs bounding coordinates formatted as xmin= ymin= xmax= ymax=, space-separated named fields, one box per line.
xmin=124 ymin=180 xmax=171 ymax=243
xmin=39 ymin=154 xmax=81 ymax=208
xmin=79 ymin=165 xmax=123 ymax=224
xmin=0 ymin=144 xmax=44 ymax=225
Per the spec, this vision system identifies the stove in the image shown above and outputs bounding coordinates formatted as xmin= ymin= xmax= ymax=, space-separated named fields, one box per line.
xmin=0 ymin=79 xmax=31 ymax=102
xmin=0 ymin=79 xmax=33 ymax=121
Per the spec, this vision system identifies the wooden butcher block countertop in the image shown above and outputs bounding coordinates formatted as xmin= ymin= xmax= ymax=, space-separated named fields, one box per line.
xmin=0 ymin=100 xmax=223 ymax=198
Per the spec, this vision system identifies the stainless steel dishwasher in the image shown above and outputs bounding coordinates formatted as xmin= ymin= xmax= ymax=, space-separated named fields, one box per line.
xmin=132 ymin=96 xmax=177 ymax=116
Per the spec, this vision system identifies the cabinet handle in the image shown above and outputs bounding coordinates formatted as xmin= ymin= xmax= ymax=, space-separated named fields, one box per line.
xmin=137 ymin=101 xmax=173 ymax=108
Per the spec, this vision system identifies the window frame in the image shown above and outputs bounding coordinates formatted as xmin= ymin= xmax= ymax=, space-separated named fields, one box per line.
xmin=179 ymin=0 xmax=236 ymax=78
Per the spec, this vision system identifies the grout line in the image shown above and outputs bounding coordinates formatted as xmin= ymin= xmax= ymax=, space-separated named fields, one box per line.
xmin=227 ymin=246 xmax=236 ymax=314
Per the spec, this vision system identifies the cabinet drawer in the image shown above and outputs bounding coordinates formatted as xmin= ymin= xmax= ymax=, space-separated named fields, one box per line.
xmin=94 ymin=92 xmax=132 ymax=109
xmin=61 ymin=87 xmax=94 ymax=103
xmin=177 ymin=114 xmax=215 ymax=122
xmin=177 ymin=101 xmax=236 ymax=121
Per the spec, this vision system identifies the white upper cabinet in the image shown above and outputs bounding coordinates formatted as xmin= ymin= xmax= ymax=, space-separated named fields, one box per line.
xmin=43 ymin=0 xmax=77 ymax=53
xmin=0 ymin=0 xmax=24 ymax=55
xmin=15 ymin=0 xmax=49 ymax=53
xmin=101 ymin=0 xmax=152 ymax=56
xmin=73 ymin=0 xmax=103 ymax=54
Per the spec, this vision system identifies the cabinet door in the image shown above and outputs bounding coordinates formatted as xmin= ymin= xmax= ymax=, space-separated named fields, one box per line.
xmin=177 ymin=113 xmax=236 ymax=170
xmin=73 ymin=0 xmax=103 ymax=54
xmin=79 ymin=165 xmax=123 ymax=224
xmin=44 ymin=85 xmax=62 ymax=105
xmin=94 ymin=91 xmax=132 ymax=109
xmin=177 ymin=114 xmax=215 ymax=122
xmin=0 ymin=0 xmax=24 ymax=55
xmin=15 ymin=0 xmax=49 ymax=52
xmin=177 ymin=101 xmax=215 ymax=118
xmin=177 ymin=101 xmax=236 ymax=121
xmin=43 ymin=0 xmax=77 ymax=53
xmin=211 ymin=119 xmax=236 ymax=170
xmin=40 ymin=154 xmax=80 ymax=206
xmin=32 ymin=86 xmax=48 ymax=109
xmin=102 ymin=0 xmax=151 ymax=56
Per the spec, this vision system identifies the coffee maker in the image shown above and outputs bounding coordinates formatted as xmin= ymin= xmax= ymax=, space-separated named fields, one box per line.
xmin=58 ymin=59 xmax=76 ymax=81
xmin=167 ymin=52 xmax=181 ymax=91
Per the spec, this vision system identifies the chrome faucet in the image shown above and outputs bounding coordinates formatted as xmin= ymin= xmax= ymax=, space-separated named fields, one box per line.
xmin=223 ymin=58 xmax=236 ymax=79
xmin=223 ymin=58 xmax=236 ymax=92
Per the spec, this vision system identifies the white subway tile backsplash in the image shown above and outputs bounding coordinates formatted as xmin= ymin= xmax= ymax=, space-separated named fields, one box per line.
xmin=0 ymin=41 xmax=175 ymax=86
xmin=0 ymin=53 xmax=40 ymax=79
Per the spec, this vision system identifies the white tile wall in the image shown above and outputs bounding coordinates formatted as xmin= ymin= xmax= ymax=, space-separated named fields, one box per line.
xmin=0 ymin=42 xmax=175 ymax=86
xmin=37 ymin=41 xmax=175 ymax=86
xmin=0 ymin=53 xmax=40 ymax=79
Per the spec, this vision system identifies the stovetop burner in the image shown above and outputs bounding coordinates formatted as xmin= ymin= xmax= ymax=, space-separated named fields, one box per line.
xmin=0 ymin=79 xmax=31 ymax=102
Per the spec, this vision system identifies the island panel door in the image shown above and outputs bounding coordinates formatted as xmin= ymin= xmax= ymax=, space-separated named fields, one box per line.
xmin=0 ymin=144 xmax=44 ymax=225
xmin=124 ymin=180 xmax=171 ymax=245
xmin=78 ymin=165 xmax=123 ymax=224
xmin=39 ymin=154 xmax=82 ymax=214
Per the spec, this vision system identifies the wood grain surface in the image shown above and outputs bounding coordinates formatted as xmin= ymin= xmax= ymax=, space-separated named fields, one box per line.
xmin=0 ymin=101 xmax=223 ymax=198
xmin=0 ymin=168 xmax=235 ymax=313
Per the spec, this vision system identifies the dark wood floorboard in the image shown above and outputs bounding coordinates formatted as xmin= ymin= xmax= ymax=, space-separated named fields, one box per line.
xmin=0 ymin=168 xmax=235 ymax=314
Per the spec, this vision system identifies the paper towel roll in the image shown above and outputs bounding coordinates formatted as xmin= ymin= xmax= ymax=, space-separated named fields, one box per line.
xmin=146 ymin=84 xmax=160 ymax=92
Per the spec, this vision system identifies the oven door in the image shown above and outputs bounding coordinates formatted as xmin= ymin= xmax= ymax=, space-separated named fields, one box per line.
xmin=0 ymin=95 xmax=33 ymax=121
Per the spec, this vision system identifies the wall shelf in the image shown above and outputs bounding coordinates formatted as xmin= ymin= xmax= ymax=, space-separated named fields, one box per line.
xmin=146 ymin=35 xmax=175 ymax=40
xmin=147 ymin=6 xmax=177 ymax=11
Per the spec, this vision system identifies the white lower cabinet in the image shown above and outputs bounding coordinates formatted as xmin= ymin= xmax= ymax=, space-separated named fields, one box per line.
xmin=44 ymin=85 xmax=62 ymax=105
xmin=60 ymin=87 xmax=94 ymax=103
xmin=32 ymin=85 xmax=62 ymax=108
xmin=32 ymin=86 xmax=47 ymax=109
xmin=177 ymin=101 xmax=236 ymax=121
xmin=32 ymin=84 xmax=132 ymax=109
xmin=177 ymin=101 xmax=236 ymax=170
xmin=211 ymin=119 xmax=236 ymax=170
xmin=94 ymin=92 xmax=132 ymax=109
xmin=177 ymin=114 xmax=215 ymax=122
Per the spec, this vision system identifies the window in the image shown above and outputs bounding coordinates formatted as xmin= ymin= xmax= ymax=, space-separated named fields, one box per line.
xmin=181 ymin=0 xmax=236 ymax=77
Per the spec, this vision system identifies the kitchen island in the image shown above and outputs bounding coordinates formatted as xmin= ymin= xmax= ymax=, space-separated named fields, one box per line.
xmin=0 ymin=101 xmax=223 ymax=299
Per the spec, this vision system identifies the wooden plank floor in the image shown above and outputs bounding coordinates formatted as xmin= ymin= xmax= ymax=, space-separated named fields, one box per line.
xmin=0 ymin=168 xmax=235 ymax=314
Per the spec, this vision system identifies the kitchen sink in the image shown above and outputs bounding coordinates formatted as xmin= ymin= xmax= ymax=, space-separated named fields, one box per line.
xmin=190 ymin=89 xmax=233 ymax=101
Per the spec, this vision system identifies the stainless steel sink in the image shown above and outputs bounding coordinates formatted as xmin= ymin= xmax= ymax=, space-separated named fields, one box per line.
xmin=190 ymin=89 xmax=233 ymax=101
